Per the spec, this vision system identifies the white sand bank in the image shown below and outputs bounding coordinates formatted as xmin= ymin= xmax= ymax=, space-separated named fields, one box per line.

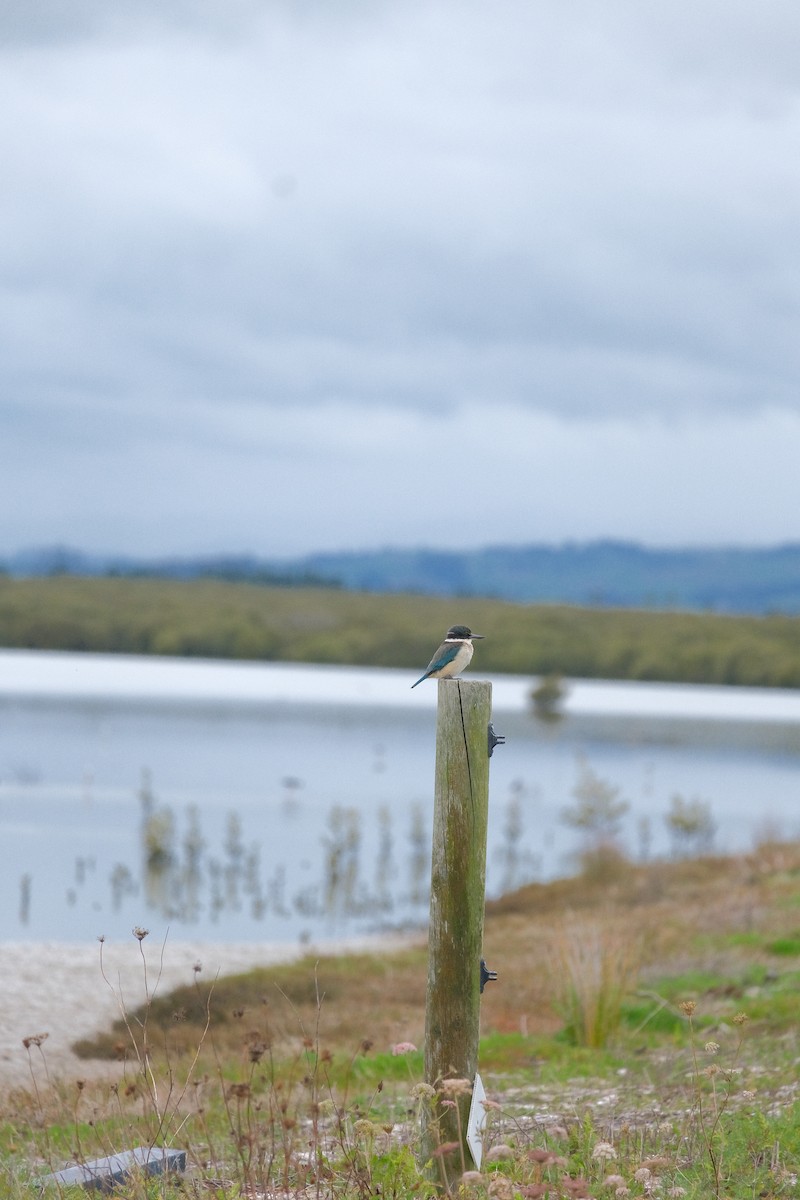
xmin=0 ymin=935 xmax=407 ymax=1089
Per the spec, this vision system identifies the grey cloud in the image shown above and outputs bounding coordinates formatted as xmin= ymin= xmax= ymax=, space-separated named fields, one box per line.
xmin=2 ymin=0 xmax=800 ymax=536
xmin=0 ymin=0 xmax=267 ymax=46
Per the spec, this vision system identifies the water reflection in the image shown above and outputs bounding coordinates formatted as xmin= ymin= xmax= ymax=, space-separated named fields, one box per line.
xmin=98 ymin=771 xmax=441 ymax=936
xmin=494 ymin=779 xmax=541 ymax=893
xmin=38 ymin=759 xmax=727 ymax=938
xmin=3 ymin=655 xmax=800 ymax=942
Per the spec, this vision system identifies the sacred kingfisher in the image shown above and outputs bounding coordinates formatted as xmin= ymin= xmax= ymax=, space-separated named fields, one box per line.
xmin=410 ymin=625 xmax=485 ymax=688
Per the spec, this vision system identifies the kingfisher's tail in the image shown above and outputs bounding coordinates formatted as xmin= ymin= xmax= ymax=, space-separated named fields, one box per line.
xmin=410 ymin=672 xmax=429 ymax=689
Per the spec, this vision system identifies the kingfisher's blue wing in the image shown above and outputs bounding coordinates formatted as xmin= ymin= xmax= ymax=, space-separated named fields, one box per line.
xmin=410 ymin=642 xmax=459 ymax=688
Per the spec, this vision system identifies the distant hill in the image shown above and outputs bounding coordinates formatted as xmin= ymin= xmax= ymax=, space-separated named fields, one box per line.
xmin=5 ymin=540 xmax=800 ymax=614
xmin=2 ymin=547 xmax=336 ymax=590
xmin=293 ymin=542 xmax=800 ymax=613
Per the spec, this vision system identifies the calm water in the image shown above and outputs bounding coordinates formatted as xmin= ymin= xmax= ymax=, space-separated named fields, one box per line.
xmin=1 ymin=650 xmax=799 ymax=944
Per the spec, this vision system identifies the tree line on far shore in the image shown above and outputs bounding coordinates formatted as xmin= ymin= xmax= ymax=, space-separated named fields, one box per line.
xmin=1 ymin=574 xmax=800 ymax=688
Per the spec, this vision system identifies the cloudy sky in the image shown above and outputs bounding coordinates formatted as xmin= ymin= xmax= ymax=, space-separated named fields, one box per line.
xmin=2 ymin=0 xmax=800 ymax=557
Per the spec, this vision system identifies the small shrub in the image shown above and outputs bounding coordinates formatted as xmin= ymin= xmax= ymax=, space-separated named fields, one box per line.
xmin=575 ymin=842 xmax=630 ymax=885
xmin=665 ymin=793 xmax=717 ymax=858
xmin=546 ymin=919 xmax=640 ymax=1048
xmin=531 ymin=673 xmax=567 ymax=723
xmin=561 ymin=759 xmax=630 ymax=844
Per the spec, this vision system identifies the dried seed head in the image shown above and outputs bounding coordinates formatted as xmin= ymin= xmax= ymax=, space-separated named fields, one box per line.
xmin=592 ymin=1141 xmax=617 ymax=1160
xmin=353 ymin=1118 xmax=381 ymax=1140
xmin=487 ymin=1177 xmax=515 ymax=1200
xmin=560 ymin=1176 xmax=590 ymax=1198
xmin=440 ymin=1076 xmax=473 ymax=1097
xmin=391 ymin=1041 xmax=418 ymax=1056
xmin=22 ymin=1033 xmax=49 ymax=1049
xmin=432 ymin=1141 xmax=461 ymax=1159
xmin=248 ymin=1040 xmax=268 ymax=1063
xmin=485 ymin=1144 xmax=515 ymax=1162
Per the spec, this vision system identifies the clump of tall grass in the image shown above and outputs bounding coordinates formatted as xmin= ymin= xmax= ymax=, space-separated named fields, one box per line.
xmin=546 ymin=917 xmax=641 ymax=1048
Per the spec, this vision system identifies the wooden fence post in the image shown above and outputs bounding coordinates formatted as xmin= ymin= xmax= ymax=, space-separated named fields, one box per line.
xmin=420 ymin=678 xmax=492 ymax=1183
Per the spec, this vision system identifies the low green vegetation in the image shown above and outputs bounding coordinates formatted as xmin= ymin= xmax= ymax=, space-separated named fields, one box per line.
xmin=3 ymin=574 xmax=800 ymax=686
xmin=4 ymin=844 xmax=800 ymax=1196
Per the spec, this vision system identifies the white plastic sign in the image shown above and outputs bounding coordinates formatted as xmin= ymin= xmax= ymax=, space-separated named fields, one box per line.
xmin=466 ymin=1072 xmax=488 ymax=1169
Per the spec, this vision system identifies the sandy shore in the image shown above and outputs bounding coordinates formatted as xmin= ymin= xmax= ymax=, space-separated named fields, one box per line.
xmin=0 ymin=936 xmax=399 ymax=1090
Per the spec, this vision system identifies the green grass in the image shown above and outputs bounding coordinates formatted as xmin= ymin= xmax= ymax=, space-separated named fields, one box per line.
xmin=620 ymin=997 xmax=686 ymax=1036
xmin=765 ymin=934 xmax=800 ymax=955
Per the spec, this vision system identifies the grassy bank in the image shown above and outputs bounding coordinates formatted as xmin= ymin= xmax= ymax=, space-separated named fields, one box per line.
xmin=2 ymin=574 xmax=800 ymax=686
xmin=3 ymin=843 xmax=800 ymax=1196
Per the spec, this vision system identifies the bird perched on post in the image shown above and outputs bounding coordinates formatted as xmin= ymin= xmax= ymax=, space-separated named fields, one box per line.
xmin=410 ymin=625 xmax=485 ymax=688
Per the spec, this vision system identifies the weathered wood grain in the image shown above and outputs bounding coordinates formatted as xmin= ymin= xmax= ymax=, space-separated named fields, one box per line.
xmin=421 ymin=678 xmax=492 ymax=1181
